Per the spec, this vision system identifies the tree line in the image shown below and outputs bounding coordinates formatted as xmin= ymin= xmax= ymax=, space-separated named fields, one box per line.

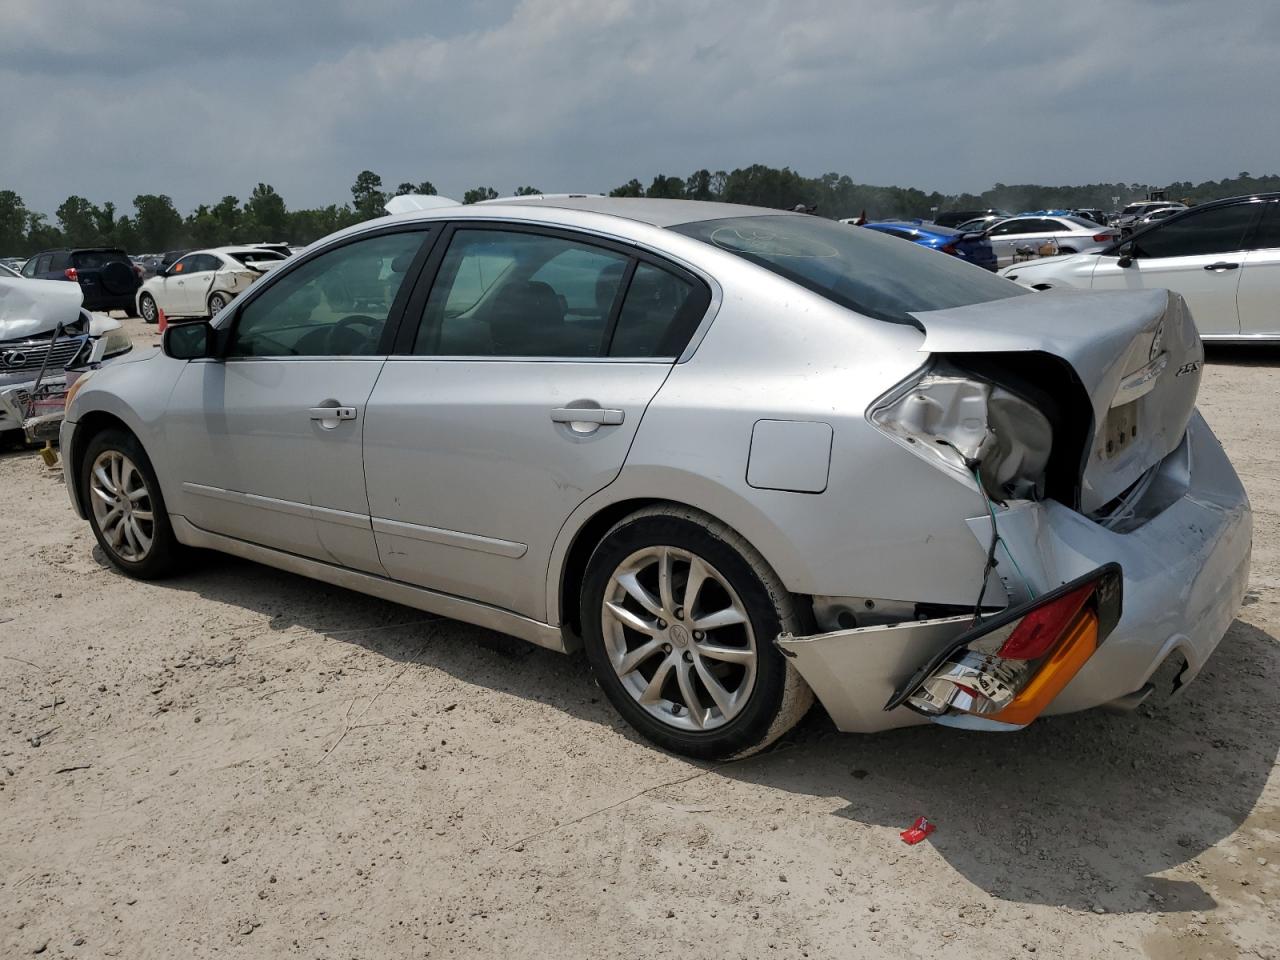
xmin=3 ymin=166 xmax=1278 ymax=257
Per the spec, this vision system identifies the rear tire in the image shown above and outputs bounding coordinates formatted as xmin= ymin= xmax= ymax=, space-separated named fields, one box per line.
xmin=580 ymin=505 xmax=813 ymax=760
xmin=139 ymin=293 xmax=158 ymax=325
xmin=207 ymin=291 xmax=229 ymax=317
xmin=81 ymin=428 xmax=185 ymax=579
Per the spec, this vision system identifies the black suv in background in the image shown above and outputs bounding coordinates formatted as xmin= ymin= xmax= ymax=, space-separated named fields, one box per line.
xmin=20 ymin=247 xmax=142 ymax=314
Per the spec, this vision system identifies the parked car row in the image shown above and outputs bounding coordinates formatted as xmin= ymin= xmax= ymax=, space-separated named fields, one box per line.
xmin=1001 ymin=192 xmax=1280 ymax=341
xmin=56 ymin=193 xmax=1252 ymax=759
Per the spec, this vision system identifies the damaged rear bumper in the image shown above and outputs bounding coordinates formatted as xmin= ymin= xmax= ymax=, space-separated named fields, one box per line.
xmin=777 ymin=411 xmax=1251 ymax=733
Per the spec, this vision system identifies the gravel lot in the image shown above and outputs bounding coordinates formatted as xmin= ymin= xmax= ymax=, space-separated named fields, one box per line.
xmin=2 ymin=319 xmax=1277 ymax=959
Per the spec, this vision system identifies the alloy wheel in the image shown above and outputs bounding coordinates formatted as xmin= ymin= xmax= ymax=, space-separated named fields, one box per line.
xmin=89 ymin=450 xmax=155 ymax=563
xmin=140 ymin=296 xmax=156 ymax=322
xmin=209 ymin=294 xmax=227 ymax=316
xmin=601 ymin=546 xmax=757 ymax=732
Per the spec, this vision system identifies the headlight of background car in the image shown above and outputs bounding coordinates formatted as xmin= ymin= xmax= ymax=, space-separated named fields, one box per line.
xmin=100 ymin=326 xmax=133 ymax=358
xmin=869 ymin=364 xmax=1052 ymax=502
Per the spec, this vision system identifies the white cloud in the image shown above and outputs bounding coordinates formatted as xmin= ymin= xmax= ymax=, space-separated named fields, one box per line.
xmin=0 ymin=0 xmax=1277 ymax=216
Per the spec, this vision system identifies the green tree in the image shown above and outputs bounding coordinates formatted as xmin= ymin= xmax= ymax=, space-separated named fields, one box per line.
xmin=244 ymin=183 xmax=288 ymax=238
xmin=185 ymin=204 xmax=222 ymax=247
xmin=646 ymin=175 xmax=685 ymax=199
xmin=132 ymin=194 xmax=183 ymax=251
xmin=56 ymin=196 xmax=101 ymax=246
xmin=26 ymin=213 xmax=62 ymax=251
xmin=351 ymin=170 xmax=387 ymax=220
xmin=0 ymin=189 xmax=31 ymax=255
xmin=513 ymin=185 xmax=542 ymax=196
xmin=462 ymin=186 xmax=499 ymax=204
xmin=212 ymin=195 xmax=242 ymax=236
xmin=609 ymin=179 xmax=644 ymax=198
xmin=684 ymin=169 xmax=716 ymax=201
xmin=394 ymin=180 xmax=437 ymax=196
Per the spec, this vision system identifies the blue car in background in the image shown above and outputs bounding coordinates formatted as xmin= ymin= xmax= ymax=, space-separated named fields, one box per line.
xmin=850 ymin=219 xmax=998 ymax=272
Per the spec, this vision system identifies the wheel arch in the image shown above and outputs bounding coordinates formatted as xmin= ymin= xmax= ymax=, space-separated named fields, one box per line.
xmin=68 ymin=410 xmax=137 ymax=517
xmin=552 ymin=489 xmax=811 ymax=647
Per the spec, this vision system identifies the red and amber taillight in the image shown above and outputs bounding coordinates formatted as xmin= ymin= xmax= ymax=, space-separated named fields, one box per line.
xmin=885 ymin=564 xmax=1122 ymax=728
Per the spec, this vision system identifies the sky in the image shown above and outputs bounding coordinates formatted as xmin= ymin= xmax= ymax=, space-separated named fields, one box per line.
xmin=1 ymin=0 xmax=1278 ymax=216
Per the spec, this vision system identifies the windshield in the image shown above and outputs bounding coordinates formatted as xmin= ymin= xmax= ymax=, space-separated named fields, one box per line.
xmin=670 ymin=215 xmax=1024 ymax=326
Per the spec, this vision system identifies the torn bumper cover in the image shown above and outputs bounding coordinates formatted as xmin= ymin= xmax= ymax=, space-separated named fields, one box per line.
xmin=777 ymin=411 xmax=1251 ymax=733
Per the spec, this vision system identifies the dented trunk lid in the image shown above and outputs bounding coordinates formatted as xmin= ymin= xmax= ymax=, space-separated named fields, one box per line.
xmin=911 ymin=288 xmax=1202 ymax=514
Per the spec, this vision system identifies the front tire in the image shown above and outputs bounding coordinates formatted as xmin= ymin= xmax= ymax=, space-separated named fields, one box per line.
xmin=82 ymin=428 xmax=184 ymax=579
xmin=580 ymin=505 xmax=813 ymax=760
xmin=139 ymin=293 xmax=158 ymax=324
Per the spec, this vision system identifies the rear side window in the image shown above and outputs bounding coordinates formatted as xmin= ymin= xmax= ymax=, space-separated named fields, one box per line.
xmin=1133 ymin=203 xmax=1257 ymax=259
xmin=414 ymin=229 xmax=630 ymax=358
xmin=671 ymin=214 xmax=1023 ymax=327
xmin=609 ymin=262 xmax=701 ymax=358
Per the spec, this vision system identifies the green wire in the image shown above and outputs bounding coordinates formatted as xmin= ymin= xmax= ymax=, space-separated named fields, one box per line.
xmin=974 ymin=465 xmax=1036 ymax=600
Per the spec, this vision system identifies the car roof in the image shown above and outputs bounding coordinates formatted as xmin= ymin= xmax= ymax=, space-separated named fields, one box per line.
xmin=475 ymin=195 xmax=806 ymax=228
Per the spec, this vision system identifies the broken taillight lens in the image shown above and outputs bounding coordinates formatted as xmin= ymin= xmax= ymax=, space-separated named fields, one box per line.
xmin=885 ymin=564 xmax=1122 ymax=729
xmin=869 ymin=365 xmax=1053 ymax=502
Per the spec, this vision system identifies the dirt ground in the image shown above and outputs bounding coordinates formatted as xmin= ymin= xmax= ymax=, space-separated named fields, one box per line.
xmin=1 ymin=319 xmax=1277 ymax=959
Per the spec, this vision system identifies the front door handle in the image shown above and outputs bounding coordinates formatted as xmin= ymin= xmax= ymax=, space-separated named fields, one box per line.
xmin=309 ymin=405 xmax=357 ymax=425
xmin=1204 ymin=262 xmax=1240 ymax=271
xmin=550 ymin=407 xmax=624 ymax=426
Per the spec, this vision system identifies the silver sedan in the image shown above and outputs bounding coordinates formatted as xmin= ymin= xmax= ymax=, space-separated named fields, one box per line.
xmin=59 ymin=196 xmax=1250 ymax=758
xmin=986 ymin=215 xmax=1120 ymax=266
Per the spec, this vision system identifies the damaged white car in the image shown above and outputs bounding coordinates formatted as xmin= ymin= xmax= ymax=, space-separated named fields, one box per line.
xmin=58 ymin=197 xmax=1250 ymax=758
xmin=0 ymin=277 xmax=132 ymax=443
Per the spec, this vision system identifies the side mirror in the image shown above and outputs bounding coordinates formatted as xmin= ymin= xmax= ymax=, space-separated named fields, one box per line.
xmin=1117 ymin=243 xmax=1135 ymax=268
xmin=163 ymin=321 xmax=216 ymax=360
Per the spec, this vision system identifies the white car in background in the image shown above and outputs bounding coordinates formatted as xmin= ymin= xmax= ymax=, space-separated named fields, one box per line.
xmin=985 ymin=215 xmax=1120 ymax=267
xmin=136 ymin=247 xmax=287 ymax=323
xmin=1000 ymin=194 xmax=1280 ymax=341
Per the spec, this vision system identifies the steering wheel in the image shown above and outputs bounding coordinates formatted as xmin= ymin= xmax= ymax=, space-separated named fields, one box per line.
xmin=326 ymin=315 xmax=382 ymax=355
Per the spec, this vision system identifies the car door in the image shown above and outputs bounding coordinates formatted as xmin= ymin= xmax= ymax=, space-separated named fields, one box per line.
xmin=162 ymin=226 xmax=434 ymax=571
xmin=163 ymin=254 xmax=200 ymax=315
xmin=363 ymin=224 xmax=712 ymax=621
xmin=986 ymin=218 xmax=1046 ymax=266
xmin=1090 ymin=201 xmax=1261 ymax=336
xmin=1237 ymin=200 xmax=1280 ymax=337
xmin=175 ymin=253 xmax=221 ymax=315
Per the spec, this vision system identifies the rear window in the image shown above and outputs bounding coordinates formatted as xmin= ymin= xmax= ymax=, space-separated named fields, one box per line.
xmin=670 ymin=215 xmax=1024 ymax=326
xmin=228 ymin=250 xmax=286 ymax=266
xmin=72 ymin=249 xmax=130 ymax=269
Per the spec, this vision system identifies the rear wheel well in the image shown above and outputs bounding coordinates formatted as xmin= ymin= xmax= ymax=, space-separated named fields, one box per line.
xmin=557 ymin=498 xmax=812 ymax=643
xmin=69 ymin=411 xmax=135 ymax=514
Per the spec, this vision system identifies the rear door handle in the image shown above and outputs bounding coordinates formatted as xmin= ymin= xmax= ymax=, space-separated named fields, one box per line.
xmin=1204 ymin=262 xmax=1240 ymax=271
xmin=309 ymin=405 xmax=357 ymax=421
xmin=550 ymin=407 xmax=624 ymax=426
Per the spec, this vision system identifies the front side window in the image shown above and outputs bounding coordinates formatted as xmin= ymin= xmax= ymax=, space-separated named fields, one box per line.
xmin=414 ymin=229 xmax=629 ymax=357
xmin=1133 ymin=203 xmax=1257 ymax=259
xmin=227 ymin=230 xmax=426 ymax=358
xmin=171 ymin=255 xmax=197 ymax=275
xmin=671 ymin=214 xmax=1023 ymax=326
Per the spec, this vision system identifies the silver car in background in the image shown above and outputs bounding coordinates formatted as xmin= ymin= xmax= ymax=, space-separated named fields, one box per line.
xmin=58 ymin=197 xmax=1250 ymax=758
xmin=986 ymin=214 xmax=1120 ymax=266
